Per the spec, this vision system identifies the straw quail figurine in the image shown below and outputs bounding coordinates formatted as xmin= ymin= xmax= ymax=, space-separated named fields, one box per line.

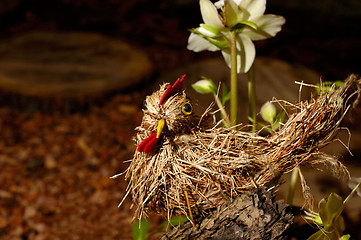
xmin=135 ymin=75 xmax=205 ymax=154
xmin=121 ymin=74 xmax=360 ymax=221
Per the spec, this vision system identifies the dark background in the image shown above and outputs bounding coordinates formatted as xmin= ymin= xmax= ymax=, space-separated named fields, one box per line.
xmin=1 ymin=0 xmax=361 ymax=81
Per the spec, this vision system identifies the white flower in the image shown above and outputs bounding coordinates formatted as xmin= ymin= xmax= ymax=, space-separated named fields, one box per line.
xmin=200 ymin=0 xmax=225 ymax=30
xmin=215 ymin=0 xmax=243 ymax=8
xmin=187 ymin=0 xmax=285 ymax=73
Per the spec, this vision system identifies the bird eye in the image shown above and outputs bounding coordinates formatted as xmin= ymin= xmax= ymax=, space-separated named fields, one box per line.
xmin=142 ymin=100 xmax=147 ymax=110
xmin=181 ymin=102 xmax=193 ymax=115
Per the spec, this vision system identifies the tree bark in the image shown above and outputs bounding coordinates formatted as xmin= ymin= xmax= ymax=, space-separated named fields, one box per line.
xmin=160 ymin=187 xmax=293 ymax=240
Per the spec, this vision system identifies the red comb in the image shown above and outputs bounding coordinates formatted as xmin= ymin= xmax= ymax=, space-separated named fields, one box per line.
xmin=137 ymin=131 xmax=158 ymax=153
xmin=159 ymin=74 xmax=186 ymax=105
xmin=138 ymin=75 xmax=186 ymax=154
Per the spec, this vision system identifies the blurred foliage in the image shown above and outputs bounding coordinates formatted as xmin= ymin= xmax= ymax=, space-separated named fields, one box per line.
xmin=306 ymin=182 xmax=361 ymax=240
xmin=132 ymin=215 xmax=188 ymax=240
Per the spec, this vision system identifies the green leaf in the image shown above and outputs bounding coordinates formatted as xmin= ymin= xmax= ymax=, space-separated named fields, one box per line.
xmin=307 ymin=230 xmax=326 ymax=240
xmin=316 ymin=81 xmax=344 ymax=95
xmin=206 ymin=37 xmax=230 ymax=48
xmin=158 ymin=215 xmax=188 ymax=232
xmin=239 ymin=21 xmax=258 ymax=30
xmin=248 ymin=116 xmax=256 ymax=125
xmin=222 ymin=92 xmax=231 ymax=105
xmin=307 ymin=228 xmax=340 ymax=240
xmin=334 ymin=81 xmax=344 ymax=88
xmin=192 ymin=78 xmax=217 ymax=94
xmin=257 ymin=122 xmax=273 ymax=133
xmin=318 ymin=193 xmax=343 ymax=228
xmin=305 ymin=211 xmax=323 ymax=226
xmin=274 ymin=109 xmax=285 ymax=122
xmin=199 ymin=23 xmax=221 ymax=37
xmin=309 ymin=192 xmax=348 ymax=240
xmin=312 ymin=213 xmax=324 ymax=227
xmin=221 ymin=82 xmax=228 ymax=95
xmin=340 ymin=234 xmax=351 ymax=240
xmin=230 ymin=21 xmax=258 ymax=32
xmin=272 ymin=110 xmax=285 ymax=130
xmin=318 ymin=198 xmax=327 ymax=225
xmin=230 ymin=22 xmax=245 ymax=32
xmin=132 ymin=219 xmax=150 ymax=240
xmin=189 ymin=28 xmax=229 ymax=49
xmin=159 ymin=215 xmax=188 ymax=229
xmin=333 ymin=215 xmax=345 ymax=236
xmin=169 ymin=215 xmax=188 ymax=225
xmin=221 ymin=83 xmax=231 ymax=105
xmin=325 ymin=193 xmax=344 ymax=227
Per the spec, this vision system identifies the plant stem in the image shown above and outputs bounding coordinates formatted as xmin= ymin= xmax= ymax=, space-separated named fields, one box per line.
xmin=336 ymin=182 xmax=361 ymax=217
xmin=287 ymin=166 xmax=299 ymax=206
xmin=230 ymin=31 xmax=238 ymax=126
xmin=248 ymin=64 xmax=256 ymax=132
xmin=213 ymin=94 xmax=230 ymax=127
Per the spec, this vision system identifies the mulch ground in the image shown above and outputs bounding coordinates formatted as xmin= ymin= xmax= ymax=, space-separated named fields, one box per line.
xmin=0 ymin=94 xmax=147 ymax=239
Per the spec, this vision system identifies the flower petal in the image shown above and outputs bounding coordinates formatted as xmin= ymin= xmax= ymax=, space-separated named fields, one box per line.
xmin=214 ymin=0 xmax=224 ymax=8
xmin=221 ymin=34 xmax=255 ymax=73
xmin=224 ymin=0 xmax=240 ymax=27
xmin=239 ymin=0 xmax=266 ymax=19
xmin=215 ymin=0 xmax=243 ymax=8
xmin=200 ymin=0 xmax=225 ymax=29
xmin=243 ymin=14 xmax=285 ymax=40
xmin=187 ymin=33 xmax=220 ymax=52
xmin=236 ymin=34 xmax=255 ymax=73
xmin=221 ymin=49 xmax=231 ymax=69
xmin=233 ymin=0 xmax=243 ymax=5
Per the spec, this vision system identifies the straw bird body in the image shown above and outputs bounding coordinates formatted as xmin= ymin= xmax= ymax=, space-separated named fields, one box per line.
xmin=122 ymin=75 xmax=360 ymax=220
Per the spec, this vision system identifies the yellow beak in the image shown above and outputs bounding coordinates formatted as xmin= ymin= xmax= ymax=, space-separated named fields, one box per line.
xmin=156 ymin=119 xmax=165 ymax=139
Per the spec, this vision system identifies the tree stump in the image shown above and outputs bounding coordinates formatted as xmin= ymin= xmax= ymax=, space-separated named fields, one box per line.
xmin=0 ymin=31 xmax=153 ymax=112
xmin=160 ymin=187 xmax=293 ymax=240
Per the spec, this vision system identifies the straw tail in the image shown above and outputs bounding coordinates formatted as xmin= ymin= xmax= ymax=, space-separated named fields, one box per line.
xmin=268 ymin=75 xmax=360 ymax=177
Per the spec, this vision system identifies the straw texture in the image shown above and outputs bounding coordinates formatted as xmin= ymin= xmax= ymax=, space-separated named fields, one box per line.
xmin=122 ymin=75 xmax=360 ymax=220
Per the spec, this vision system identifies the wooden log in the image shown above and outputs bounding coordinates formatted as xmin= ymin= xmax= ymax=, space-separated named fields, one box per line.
xmin=0 ymin=31 xmax=153 ymax=112
xmin=160 ymin=187 xmax=293 ymax=240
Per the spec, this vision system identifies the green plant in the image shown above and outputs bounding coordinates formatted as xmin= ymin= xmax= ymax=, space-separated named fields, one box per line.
xmin=132 ymin=216 xmax=188 ymax=240
xmin=315 ymin=81 xmax=344 ymax=95
xmin=188 ymin=0 xmax=285 ymax=127
xmin=192 ymin=77 xmax=231 ymax=127
xmin=258 ymin=101 xmax=285 ymax=133
xmin=305 ymin=179 xmax=361 ymax=240
xmin=132 ymin=219 xmax=149 ymax=240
